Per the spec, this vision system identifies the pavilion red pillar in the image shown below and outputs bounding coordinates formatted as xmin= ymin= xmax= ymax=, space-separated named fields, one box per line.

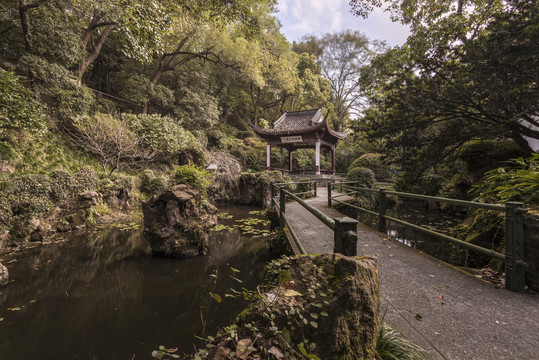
xmin=288 ymin=149 xmax=293 ymax=172
xmin=266 ymin=144 xmax=271 ymax=171
xmin=315 ymin=140 xmax=321 ymax=175
xmin=331 ymin=144 xmax=336 ymax=175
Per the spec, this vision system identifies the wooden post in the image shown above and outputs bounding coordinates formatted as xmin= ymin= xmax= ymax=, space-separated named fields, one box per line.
xmin=378 ymin=188 xmax=387 ymax=233
xmin=334 ymin=216 xmax=359 ymax=256
xmin=331 ymin=144 xmax=336 ymax=175
xmin=505 ymin=202 xmax=526 ymax=292
xmin=279 ymin=189 xmax=286 ymax=228
xmin=315 ymin=140 xmax=321 ymax=175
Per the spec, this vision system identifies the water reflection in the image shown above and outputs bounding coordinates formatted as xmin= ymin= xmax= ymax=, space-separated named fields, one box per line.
xmin=0 ymin=205 xmax=273 ymax=360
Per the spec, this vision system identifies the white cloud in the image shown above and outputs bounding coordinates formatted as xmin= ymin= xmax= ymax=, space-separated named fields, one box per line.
xmin=278 ymin=0 xmax=288 ymax=14
xmin=275 ymin=0 xmax=410 ymax=46
xmin=330 ymin=11 xmax=344 ymax=32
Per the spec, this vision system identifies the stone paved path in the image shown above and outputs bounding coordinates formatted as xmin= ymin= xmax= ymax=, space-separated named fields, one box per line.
xmin=283 ymin=187 xmax=539 ymax=360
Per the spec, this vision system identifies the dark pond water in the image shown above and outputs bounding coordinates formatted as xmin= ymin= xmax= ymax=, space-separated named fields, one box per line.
xmin=0 ymin=205 xmax=274 ymax=360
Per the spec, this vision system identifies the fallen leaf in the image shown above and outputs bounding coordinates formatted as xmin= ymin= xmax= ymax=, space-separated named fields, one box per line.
xmin=283 ymin=289 xmax=302 ymax=297
xmin=415 ymin=314 xmax=423 ymax=321
xmin=438 ymin=295 xmax=444 ymax=301
xmin=268 ymin=346 xmax=284 ymax=359
xmin=236 ymin=338 xmax=253 ymax=359
xmin=265 ymin=292 xmax=278 ymax=303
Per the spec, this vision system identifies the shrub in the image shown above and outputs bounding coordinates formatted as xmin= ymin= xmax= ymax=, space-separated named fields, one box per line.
xmin=123 ymin=113 xmax=201 ymax=163
xmin=347 ymin=167 xmax=375 ymax=188
xmin=46 ymin=85 xmax=95 ymax=123
xmin=140 ymin=169 xmax=169 ymax=196
xmin=67 ymin=113 xmax=155 ymax=176
xmin=470 ymin=153 xmax=539 ymax=205
xmin=0 ymin=68 xmax=46 ymax=138
xmin=349 ymin=153 xmax=392 ymax=182
xmin=18 ymin=54 xmax=73 ymax=88
xmin=172 ymin=164 xmax=212 ymax=196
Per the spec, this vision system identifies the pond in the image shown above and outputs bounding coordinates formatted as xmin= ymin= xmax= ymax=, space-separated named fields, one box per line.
xmin=0 ymin=205 xmax=274 ymax=360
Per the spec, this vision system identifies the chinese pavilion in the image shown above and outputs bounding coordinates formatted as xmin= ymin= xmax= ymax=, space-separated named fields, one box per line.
xmin=253 ymin=108 xmax=348 ymax=175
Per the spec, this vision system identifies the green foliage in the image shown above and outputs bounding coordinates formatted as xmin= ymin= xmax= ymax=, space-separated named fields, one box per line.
xmin=86 ymin=204 xmax=112 ymax=225
xmin=349 ymin=153 xmax=392 ymax=182
xmin=222 ymin=136 xmax=266 ymax=170
xmin=0 ymin=167 xmax=98 ymax=234
xmin=140 ymin=169 xmax=169 ymax=196
xmin=172 ymin=164 xmax=212 ymax=195
xmin=471 ymin=153 xmax=539 ymax=205
xmin=347 ymin=167 xmax=376 ymax=188
xmin=376 ymin=322 xmax=428 ymax=360
xmin=18 ymin=54 xmax=74 ymax=88
xmin=123 ymin=113 xmax=201 ymax=163
xmin=0 ymin=68 xmax=46 ymax=138
xmin=394 ymin=169 xmax=445 ymax=195
xmin=46 ymin=85 xmax=95 ymax=123
xmin=356 ymin=0 xmax=539 ymax=179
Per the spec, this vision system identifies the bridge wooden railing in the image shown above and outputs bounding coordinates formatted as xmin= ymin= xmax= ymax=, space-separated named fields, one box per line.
xmin=328 ymin=181 xmax=528 ymax=292
xmin=271 ymin=181 xmax=358 ymax=256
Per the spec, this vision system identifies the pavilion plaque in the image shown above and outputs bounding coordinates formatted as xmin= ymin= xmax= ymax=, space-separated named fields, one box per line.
xmin=281 ymin=135 xmax=302 ymax=143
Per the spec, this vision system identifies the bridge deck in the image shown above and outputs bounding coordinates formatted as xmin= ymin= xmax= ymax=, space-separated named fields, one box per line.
xmin=284 ymin=187 xmax=539 ymax=360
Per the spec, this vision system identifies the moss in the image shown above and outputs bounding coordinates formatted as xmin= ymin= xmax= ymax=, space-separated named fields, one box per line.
xmin=85 ymin=204 xmax=112 ymax=225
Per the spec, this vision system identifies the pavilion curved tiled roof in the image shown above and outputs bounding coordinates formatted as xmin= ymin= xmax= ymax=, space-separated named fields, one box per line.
xmin=253 ymin=108 xmax=348 ymax=140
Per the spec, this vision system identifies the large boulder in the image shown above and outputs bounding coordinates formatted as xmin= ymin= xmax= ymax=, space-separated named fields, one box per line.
xmin=142 ymin=184 xmax=218 ymax=257
xmin=201 ymin=253 xmax=380 ymax=360
xmin=0 ymin=262 xmax=8 ymax=285
xmin=237 ymin=171 xmax=288 ymax=207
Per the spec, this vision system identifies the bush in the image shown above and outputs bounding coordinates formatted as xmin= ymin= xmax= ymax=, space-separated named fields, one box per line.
xmin=471 ymin=153 xmax=539 ymax=205
xmin=347 ymin=167 xmax=375 ymax=188
xmin=18 ymin=54 xmax=73 ymax=88
xmin=123 ymin=113 xmax=201 ymax=163
xmin=349 ymin=153 xmax=392 ymax=182
xmin=394 ymin=169 xmax=445 ymax=195
xmin=68 ymin=113 xmax=155 ymax=176
xmin=172 ymin=164 xmax=212 ymax=196
xmin=0 ymin=68 xmax=46 ymax=138
xmin=140 ymin=169 xmax=169 ymax=196
xmin=46 ymin=85 xmax=95 ymax=123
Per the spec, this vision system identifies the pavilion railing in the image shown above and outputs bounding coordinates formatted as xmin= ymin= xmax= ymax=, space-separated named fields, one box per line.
xmin=271 ymin=181 xmax=358 ymax=256
xmin=328 ymin=181 xmax=528 ymax=292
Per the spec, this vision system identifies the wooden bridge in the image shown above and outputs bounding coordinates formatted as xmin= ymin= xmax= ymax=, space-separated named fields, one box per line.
xmin=271 ymin=182 xmax=539 ymax=360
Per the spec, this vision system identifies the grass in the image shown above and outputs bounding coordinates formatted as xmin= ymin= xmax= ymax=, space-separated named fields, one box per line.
xmin=376 ymin=322 xmax=429 ymax=360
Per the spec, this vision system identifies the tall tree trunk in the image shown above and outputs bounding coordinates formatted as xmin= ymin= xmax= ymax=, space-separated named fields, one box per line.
xmin=19 ymin=0 xmax=48 ymax=53
xmin=250 ymin=83 xmax=260 ymax=126
xmin=77 ymin=24 xmax=116 ymax=86
xmin=142 ymin=34 xmax=193 ymax=114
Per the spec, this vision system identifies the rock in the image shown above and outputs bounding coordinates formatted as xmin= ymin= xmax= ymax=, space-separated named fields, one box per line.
xmin=79 ymin=191 xmax=100 ymax=201
xmin=237 ymin=171 xmax=288 ymax=207
xmin=142 ymin=184 xmax=218 ymax=257
xmin=0 ymin=160 xmax=15 ymax=173
xmin=231 ymin=254 xmax=380 ymax=360
xmin=0 ymin=262 xmax=8 ymax=285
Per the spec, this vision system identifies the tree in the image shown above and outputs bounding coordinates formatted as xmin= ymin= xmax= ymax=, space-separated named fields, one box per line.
xmin=67 ymin=113 xmax=156 ymax=176
xmin=72 ymin=0 xmax=171 ymax=86
xmin=141 ymin=0 xmax=275 ymax=114
xmin=354 ymin=0 xmax=539 ymax=178
xmin=294 ymin=31 xmax=382 ymax=131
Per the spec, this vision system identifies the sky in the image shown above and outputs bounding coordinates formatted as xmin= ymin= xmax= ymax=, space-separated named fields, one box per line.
xmin=274 ymin=0 xmax=410 ymax=47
